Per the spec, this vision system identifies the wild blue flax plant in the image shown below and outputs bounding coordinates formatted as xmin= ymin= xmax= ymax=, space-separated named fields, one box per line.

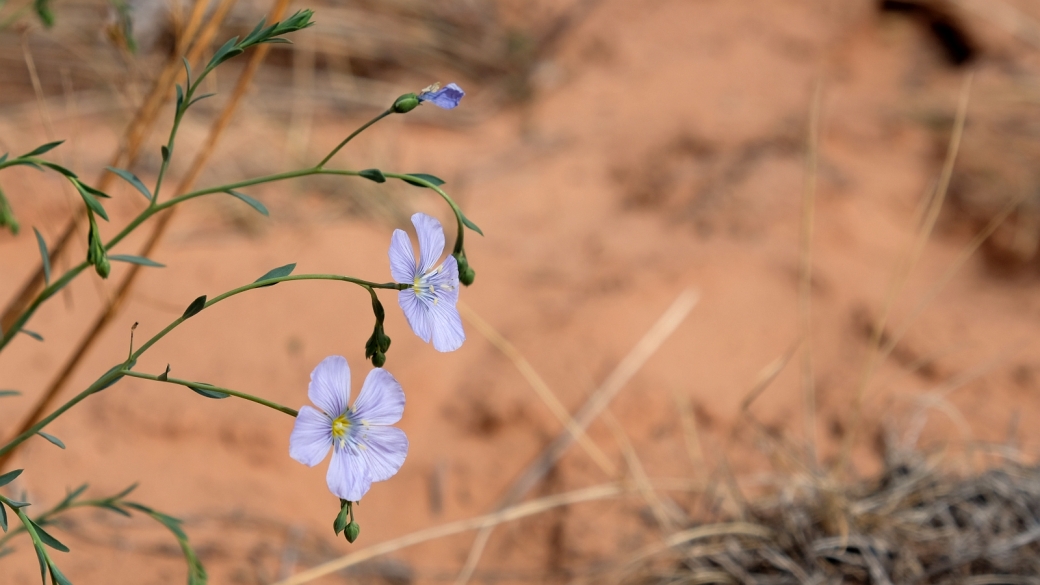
xmin=0 ymin=9 xmax=480 ymax=583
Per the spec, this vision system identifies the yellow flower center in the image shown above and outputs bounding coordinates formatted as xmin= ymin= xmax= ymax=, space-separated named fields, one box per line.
xmin=332 ymin=415 xmax=350 ymax=439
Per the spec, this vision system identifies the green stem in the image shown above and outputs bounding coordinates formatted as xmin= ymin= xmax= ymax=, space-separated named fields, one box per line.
xmin=120 ymin=371 xmax=297 ymax=417
xmin=317 ymin=109 xmax=393 ymax=169
xmin=130 ymin=273 xmax=407 ymax=360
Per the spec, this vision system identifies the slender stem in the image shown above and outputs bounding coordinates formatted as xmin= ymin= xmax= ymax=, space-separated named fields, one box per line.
xmin=120 ymin=370 xmax=298 ymax=416
xmin=317 ymin=109 xmax=393 ymax=169
xmin=0 ymin=366 xmax=121 ymax=459
xmin=131 ymin=273 xmax=406 ymax=360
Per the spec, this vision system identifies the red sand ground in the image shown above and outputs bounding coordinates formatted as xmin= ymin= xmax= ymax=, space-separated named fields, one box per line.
xmin=2 ymin=0 xmax=1040 ymax=583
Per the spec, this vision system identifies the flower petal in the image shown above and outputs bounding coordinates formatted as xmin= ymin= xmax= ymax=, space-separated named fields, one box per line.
xmin=411 ymin=213 xmax=445 ymax=275
xmin=352 ymin=368 xmax=405 ymax=425
xmin=355 ymin=426 xmax=408 ymax=482
xmin=309 ymin=355 xmax=350 ymax=417
xmin=427 ymin=256 xmax=460 ymax=301
xmin=399 ymin=288 xmax=432 ymax=342
xmin=389 ymin=229 xmax=417 ymax=284
xmin=327 ymin=444 xmax=372 ymax=501
xmin=419 ymin=83 xmax=465 ymax=109
xmin=430 ymin=300 xmax=465 ymax=352
xmin=289 ymin=406 xmax=332 ymax=467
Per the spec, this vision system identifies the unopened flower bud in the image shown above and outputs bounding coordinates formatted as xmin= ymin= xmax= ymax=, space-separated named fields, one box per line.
xmin=333 ymin=500 xmax=350 ymax=535
xmin=392 ymin=93 xmax=420 ymax=114
xmin=345 ymin=521 xmax=360 ymax=543
xmin=460 ymin=265 xmax=475 ymax=286
xmin=86 ymin=214 xmax=110 ymax=279
xmin=95 ymin=256 xmax=111 ymax=279
xmin=372 ymin=351 xmax=386 ymax=368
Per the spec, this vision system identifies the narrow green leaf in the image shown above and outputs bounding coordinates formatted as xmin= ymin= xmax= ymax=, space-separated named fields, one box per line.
xmin=30 ymin=521 xmax=69 ymax=552
xmin=11 ymin=160 xmax=44 ymax=172
xmin=6 ymin=500 xmax=30 ymax=508
xmin=0 ymin=502 xmax=7 ymax=533
xmin=401 ymin=173 xmax=446 ymax=188
xmin=106 ymin=167 xmax=151 ymax=201
xmin=33 ymin=0 xmax=54 ymax=27
xmin=20 ymin=141 xmax=63 ymax=158
xmin=225 ymin=190 xmax=269 ymax=216
xmin=0 ymin=547 xmax=12 ymax=559
xmin=37 ymin=432 xmax=65 ymax=449
xmin=0 ymin=390 xmax=20 ymax=398
xmin=188 ymin=93 xmax=216 ymax=108
xmin=110 ymin=254 xmax=165 ymax=268
xmin=161 ymin=145 xmax=170 ymax=162
xmin=460 ymin=212 xmax=484 ymax=236
xmin=182 ymin=57 xmax=193 ymax=89
xmin=57 ymin=485 xmax=88 ymax=509
xmin=33 ymin=228 xmax=51 ymax=286
xmin=190 ymin=386 xmax=229 ymax=400
xmin=175 ymin=84 xmax=184 ymax=111
xmin=48 ymin=563 xmax=72 ymax=585
xmin=253 ymin=263 xmax=295 ymax=287
xmin=359 ymin=169 xmax=386 ymax=183
xmin=32 ymin=540 xmax=47 ymax=584
xmin=0 ymin=469 xmax=23 ymax=487
xmin=78 ymin=181 xmax=110 ymax=199
xmin=73 ymin=182 xmax=108 ymax=221
xmin=261 ymin=37 xmax=293 ymax=44
xmin=39 ymin=162 xmax=77 ymax=178
xmin=0 ymin=153 xmax=8 ymax=164
xmin=99 ymin=503 xmax=131 ymax=517
xmin=21 ymin=329 xmax=43 ymax=342
xmin=112 ymin=483 xmax=139 ymax=500
xmin=182 ymin=295 xmax=206 ymax=319
xmin=158 ymin=364 xmax=170 ymax=382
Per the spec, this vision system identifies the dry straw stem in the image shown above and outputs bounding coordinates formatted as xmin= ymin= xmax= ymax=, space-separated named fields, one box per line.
xmin=0 ymin=0 xmax=284 ymax=472
xmin=452 ymin=289 xmax=699 ymax=585
xmin=603 ymin=409 xmax=682 ymax=532
xmin=457 ymin=301 xmax=617 ymax=476
xmin=798 ymin=77 xmax=823 ymax=467
xmin=0 ymin=0 xmax=221 ymax=335
xmin=839 ymin=70 xmax=975 ymax=475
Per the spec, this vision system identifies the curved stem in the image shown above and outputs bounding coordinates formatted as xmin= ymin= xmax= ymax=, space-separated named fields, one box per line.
xmin=131 ymin=273 xmax=407 ymax=360
xmin=382 ymin=173 xmax=467 ymax=254
xmin=120 ymin=370 xmax=298 ymax=417
xmin=317 ymin=109 xmax=393 ymax=169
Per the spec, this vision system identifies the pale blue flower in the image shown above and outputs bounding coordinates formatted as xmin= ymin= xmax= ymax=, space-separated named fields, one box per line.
xmin=418 ymin=83 xmax=465 ymax=109
xmin=389 ymin=213 xmax=465 ymax=352
xmin=289 ymin=356 xmax=408 ymax=501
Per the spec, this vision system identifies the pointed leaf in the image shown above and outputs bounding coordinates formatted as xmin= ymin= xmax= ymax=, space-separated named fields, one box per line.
xmin=158 ymin=364 xmax=170 ymax=382
xmin=175 ymin=84 xmax=184 ymax=111
xmin=33 ymin=228 xmax=51 ymax=286
xmin=39 ymin=162 xmax=76 ymax=178
xmin=0 ymin=469 xmax=23 ymax=487
xmin=106 ymin=167 xmax=152 ymax=201
xmin=57 ymin=485 xmax=88 ymax=509
xmin=30 ymin=520 xmax=69 ymax=552
xmin=0 ymin=502 xmax=6 ymax=533
xmin=110 ymin=254 xmax=165 ymax=268
xmin=0 ymin=153 xmax=8 ymax=164
xmin=32 ymin=540 xmax=47 ymax=584
xmin=190 ymin=386 xmax=229 ymax=399
xmin=188 ymin=93 xmax=216 ymax=108
xmin=182 ymin=295 xmax=206 ymax=319
xmin=37 ymin=432 xmax=65 ymax=449
xmin=182 ymin=57 xmax=193 ymax=89
xmin=78 ymin=181 xmax=110 ymax=199
xmin=359 ymin=169 xmax=386 ymax=183
xmin=460 ymin=212 xmax=484 ymax=236
xmin=20 ymin=141 xmax=63 ymax=158
xmin=401 ymin=173 xmax=446 ymax=188
xmin=253 ymin=263 xmax=295 ymax=287
xmin=99 ymin=503 xmax=131 ymax=517
xmin=48 ymin=563 xmax=72 ymax=585
xmin=74 ymin=182 xmax=108 ymax=221
xmin=0 ymin=390 xmax=20 ymax=398
xmin=225 ymin=190 xmax=268 ymax=216
xmin=20 ymin=329 xmax=43 ymax=342
xmin=111 ymin=483 xmax=139 ymax=500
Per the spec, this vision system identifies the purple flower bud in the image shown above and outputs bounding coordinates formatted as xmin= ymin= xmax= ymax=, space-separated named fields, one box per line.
xmin=418 ymin=83 xmax=465 ymax=109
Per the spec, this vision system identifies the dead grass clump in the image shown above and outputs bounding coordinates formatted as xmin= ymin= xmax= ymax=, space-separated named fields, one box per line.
xmin=622 ymin=454 xmax=1040 ymax=584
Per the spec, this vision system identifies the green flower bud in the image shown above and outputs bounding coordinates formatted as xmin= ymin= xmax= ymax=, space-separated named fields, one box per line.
xmin=86 ymin=213 xmax=110 ymax=279
xmin=372 ymin=351 xmax=386 ymax=368
xmin=95 ymin=256 xmax=111 ymax=279
xmin=460 ymin=265 xmax=476 ymax=286
xmin=345 ymin=521 xmax=360 ymax=543
xmin=392 ymin=93 xmax=420 ymax=114
xmin=333 ymin=500 xmax=350 ymax=535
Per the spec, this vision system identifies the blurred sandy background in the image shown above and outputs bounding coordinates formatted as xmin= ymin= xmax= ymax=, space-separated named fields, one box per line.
xmin=2 ymin=0 xmax=1040 ymax=582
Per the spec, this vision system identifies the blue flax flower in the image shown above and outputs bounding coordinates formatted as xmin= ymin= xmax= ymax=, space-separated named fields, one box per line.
xmin=289 ymin=356 xmax=408 ymax=501
xmin=418 ymin=83 xmax=465 ymax=109
xmin=389 ymin=213 xmax=465 ymax=352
